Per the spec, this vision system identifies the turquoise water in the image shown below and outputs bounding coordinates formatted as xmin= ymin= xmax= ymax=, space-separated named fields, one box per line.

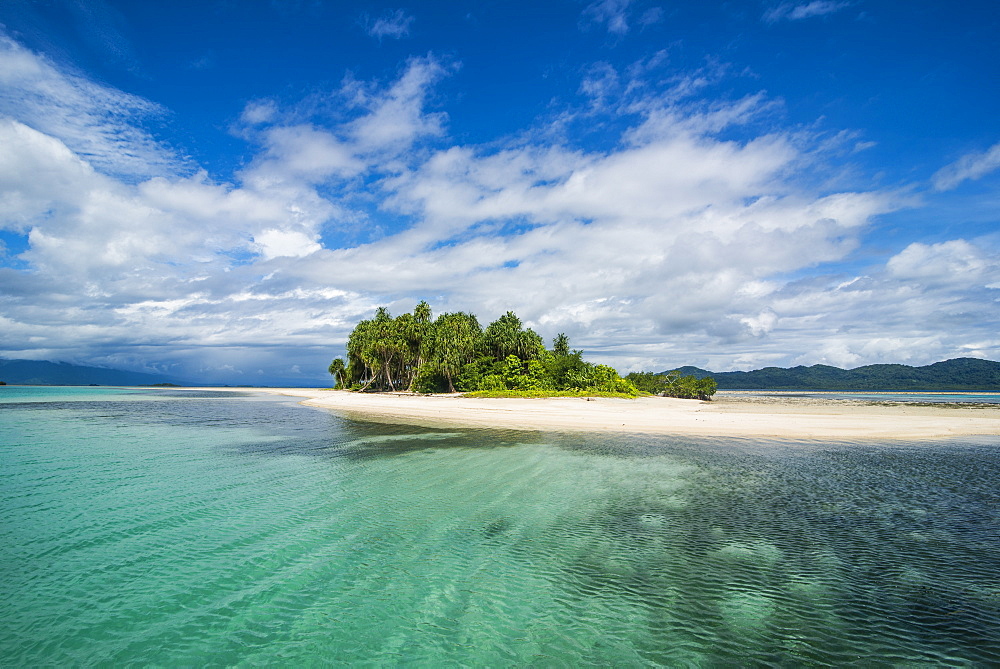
xmin=2 ymin=387 xmax=999 ymax=665
xmin=818 ymin=391 xmax=1000 ymax=404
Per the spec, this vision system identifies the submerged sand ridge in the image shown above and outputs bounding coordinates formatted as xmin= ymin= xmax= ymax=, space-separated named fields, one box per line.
xmin=239 ymin=389 xmax=1000 ymax=440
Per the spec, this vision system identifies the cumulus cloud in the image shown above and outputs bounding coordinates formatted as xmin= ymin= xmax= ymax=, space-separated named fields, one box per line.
xmin=0 ymin=43 xmax=457 ymax=380
xmin=886 ymin=239 xmax=991 ymax=284
xmin=763 ymin=239 xmax=1000 ymax=369
xmin=252 ymin=229 xmax=322 ymax=259
xmin=348 ymin=55 xmax=450 ymax=153
xmin=932 ymin=141 xmax=1000 ymax=191
xmin=238 ymin=55 xmax=449 ymax=176
xmin=244 ymin=125 xmax=363 ymax=186
xmin=278 ymin=91 xmax=905 ymax=371
xmin=1 ymin=32 xmax=996 ymax=382
xmin=763 ymin=1 xmax=851 ymax=23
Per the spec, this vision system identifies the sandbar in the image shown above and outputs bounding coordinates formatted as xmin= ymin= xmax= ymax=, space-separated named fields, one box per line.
xmin=230 ymin=388 xmax=1000 ymax=440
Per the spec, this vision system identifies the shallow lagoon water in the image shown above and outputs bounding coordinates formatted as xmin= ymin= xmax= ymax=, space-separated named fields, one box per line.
xmin=2 ymin=387 xmax=999 ymax=665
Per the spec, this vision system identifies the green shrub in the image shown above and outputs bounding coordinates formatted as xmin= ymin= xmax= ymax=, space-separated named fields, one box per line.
xmin=464 ymin=389 xmax=638 ymax=399
xmin=411 ymin=363 xmax=448 ymax=393
xmin=478 ymin=374 xmax=507 ymax=391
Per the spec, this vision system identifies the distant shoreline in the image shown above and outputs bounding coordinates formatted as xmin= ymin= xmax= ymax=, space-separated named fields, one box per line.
xmin=182 ymin=388 xmax=1000 ymax=440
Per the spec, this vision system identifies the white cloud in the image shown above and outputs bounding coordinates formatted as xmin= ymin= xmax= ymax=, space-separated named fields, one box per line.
xmin=764 ymin=1 xmax=851 ymax=24
xmin=0 ymin=119 xmax=96 ymax=232
xmin=1 ymin=31 xmax=997 ymax=382
xmin=886 ymin=239 xmax=990 ymax=284
xmin=240 ymin=100 xmax=279 ymax=125
xmin=0 ymin=42 xmax=455 ymax=380
xmin=281 ymin=92 xmax=905 ymax=368
xmin=740 ymin=238 xmax=1000 ymax=371
xmin=365 ymin=9 xmax=415 ymax=40
xmin=348 ymin=55 xmax=450 ymax=154
xmin=246 ymin=125 xmax=363 ymax=186
xmin=638 ymin=8 xmax=665 ymax=28
xmin=253 ymin=229 xmax=322 ymax=259
xmin=741 ymin=309 xmax=778 ymax=336
xmin=236 ymin=55 xmax=449 ymax=183
xmin=582 ymin=0 xmax=633 ymax=35
xmin=932 ymin=142 xmax=1000 ymax=191
xmin=579 ymin=62 xmax=621 ymax=107
xmin=0 ymin=35 xmax=185 ymax=180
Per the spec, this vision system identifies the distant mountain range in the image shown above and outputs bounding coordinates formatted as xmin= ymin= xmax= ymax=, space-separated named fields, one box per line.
xmin=666 ymin=358 xmax=1000 ymax=391
xmin=0 ymin=358 xmax=327 ymax=387
xmin=5 ymin=356 xmax=999 ymax=391
xmin=0 ymin=359 xmax=182 ymax=386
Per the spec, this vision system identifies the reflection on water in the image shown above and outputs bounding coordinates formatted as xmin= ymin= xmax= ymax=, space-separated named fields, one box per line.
xmin=1 ymin=387 xmax=999 ymax=665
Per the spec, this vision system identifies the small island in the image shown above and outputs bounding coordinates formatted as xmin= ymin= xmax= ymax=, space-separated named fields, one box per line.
xmin=229 ymin=303 xmax=999 ymax=440
xmin=328 ymin=302 xmax=716 ymax=400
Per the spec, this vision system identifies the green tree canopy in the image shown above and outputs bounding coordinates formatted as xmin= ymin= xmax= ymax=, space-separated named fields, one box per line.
xmin=327 ymin=357 xmax=346 ymax=388
xmin=431 ymin=312 xmax=482 ymax=393
xmin=337 ymin=304 xmax=643 ymax=396
xmin=483 ymin=311 xmax=544 ymax=362
xmin=552 ymin=333 xmax=570 ymax=357
xmin=626 ymin=370 xmax=717 ymax=400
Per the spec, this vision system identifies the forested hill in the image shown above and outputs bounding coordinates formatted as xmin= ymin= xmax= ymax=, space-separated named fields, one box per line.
xmin=665 ymin=358 xmax=1000 ymax=391
xmin=0 ymin=359 xmax=178 ymax=386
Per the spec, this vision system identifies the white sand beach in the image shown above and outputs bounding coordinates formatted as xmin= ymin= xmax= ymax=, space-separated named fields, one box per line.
xmin=232 ymin=389 xmax=1000 ymax=440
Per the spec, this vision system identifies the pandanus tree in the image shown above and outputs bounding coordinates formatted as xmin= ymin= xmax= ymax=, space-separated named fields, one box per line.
xmin=545 ymin=333 xmax=588 ymax=389
xmin=368 ymin=307 xmax=409 ymax=391
xmin=327 ymin=358 xmax=346 ymax=388
xmin=404 ymin=301 xmax=433 ymax=391
xmin=337 ymin=303 xmax=650 ymax=396
xmin=552 ymin=332 xmax=570 ymax=357
xmin=345 ymin=317 xmax=375 ymax=387
xmin=344 ymin=308 xmax=406 ymax=391
xmin=483 ymin=311 xmax=544 ymax=362
xmin=431 ymin=311 xmax=482 ymax=392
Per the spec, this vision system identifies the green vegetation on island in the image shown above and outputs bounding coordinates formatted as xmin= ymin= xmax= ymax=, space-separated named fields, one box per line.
xmin=626 ymin=371 xmax=718 ymax=401
xmin=671 ymin=358 xmax=1000 ymax=391
xmin=329 ymin=302 xmax=716 ymax=399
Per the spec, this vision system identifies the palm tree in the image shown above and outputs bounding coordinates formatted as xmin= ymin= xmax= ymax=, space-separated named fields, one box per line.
xmin=552 ymin=333 xmax=570 ymax=357
xmin=346 ymin=318 xmax=375 ymax=388
xmin=369 ymin=308 xmax=407 ymax=391
xmin=414 ymin=300 xmax=431 ymax=325
xmin=484 ymin=311 xmax=521 ymax=360
xmin=485 ymin=311 xmax=544 ymax=361
xmin=406 ymin=301 xmax=434 ymax=391
xmin=433 ymin=312 xmax=481 ymax=392
xmin=327 ymin=358 xmax=346 ymax=388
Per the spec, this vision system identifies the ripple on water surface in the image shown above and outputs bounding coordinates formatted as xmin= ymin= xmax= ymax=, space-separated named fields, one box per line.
xmin=1 ymin=387 xmax=999 ymax=665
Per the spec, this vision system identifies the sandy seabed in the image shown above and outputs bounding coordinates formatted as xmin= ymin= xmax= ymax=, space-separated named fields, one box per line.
xmin=215 ymin=388 xmax=1000 ymax=440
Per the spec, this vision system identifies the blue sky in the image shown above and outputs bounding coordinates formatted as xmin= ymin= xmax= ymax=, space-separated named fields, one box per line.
xmin=1 ymin=0 xmax=998 ymax=385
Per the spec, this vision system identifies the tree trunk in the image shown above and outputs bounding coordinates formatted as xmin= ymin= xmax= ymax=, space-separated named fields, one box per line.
xmin=359 ymin=364 xmax=376 ymax=391
xmin=407 ymin=355 xmax=424 ymax=392
xmin=384 ymin=357 xmax=396 ymax=391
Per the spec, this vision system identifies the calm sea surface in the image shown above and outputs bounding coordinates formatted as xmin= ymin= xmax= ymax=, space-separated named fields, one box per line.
xmin=2 ymin=386 xmax=999 ymax=666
